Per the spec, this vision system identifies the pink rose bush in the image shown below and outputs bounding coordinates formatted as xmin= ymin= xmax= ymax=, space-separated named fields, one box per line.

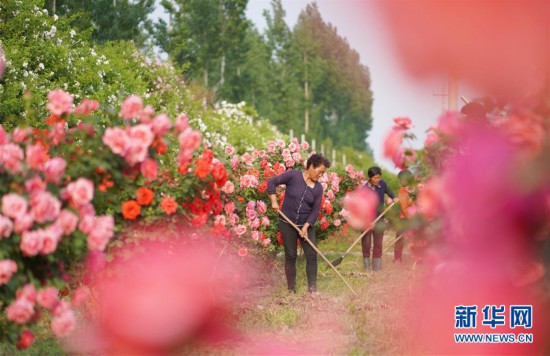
xmin=216 ymin=138 xmax=366 ymax=248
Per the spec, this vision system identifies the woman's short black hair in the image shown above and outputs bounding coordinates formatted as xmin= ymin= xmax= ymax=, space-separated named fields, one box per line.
xmin=367 ymin=166 xmax=382 ymax=178
xmin=306 ymin=153 xmax=331 ymax=169
xmin=397 ymin=169 xmax=414 ymax=185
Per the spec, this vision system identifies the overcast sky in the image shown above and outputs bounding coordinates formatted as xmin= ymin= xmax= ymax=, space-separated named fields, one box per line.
xmin=153 ymin=0 xmax=448 ymax=171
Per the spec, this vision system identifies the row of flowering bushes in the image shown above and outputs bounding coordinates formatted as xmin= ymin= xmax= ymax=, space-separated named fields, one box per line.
xmin=0 ymin=89 xmax=366 ymax=347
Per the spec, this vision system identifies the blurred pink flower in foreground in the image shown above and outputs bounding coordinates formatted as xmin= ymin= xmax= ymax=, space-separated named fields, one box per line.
xmin=343 ymin=188 xmax=378 ymax=231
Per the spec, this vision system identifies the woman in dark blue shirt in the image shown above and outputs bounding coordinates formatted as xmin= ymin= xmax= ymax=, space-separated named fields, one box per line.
xmin=268 ymin=153 xmax=330 ymax=293
xmin=362 ymin=166 xmax=398 ymax=272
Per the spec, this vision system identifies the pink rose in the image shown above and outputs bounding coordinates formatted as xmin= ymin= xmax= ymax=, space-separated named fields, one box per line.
xmin=288 ymin=143 xmax=298 ymax=153
xmin=175 ymin=113 xmax=189 ymax=132
xmin=0 ymin=215 xmax=13 ymax=238
xmin=393 ymin=117 xmax=412 ymax=130
xmin=25 ymin=144 xmax=49 ymax=170
xmin=74 ymin=98 xmax=99 ymax=116
xmin=250 ymin=218 xmax=260 ymax=230
xmin=245 ymin=210 xmax=258 ymax=220
xmin=239 ymin=174 xmax=258 ymax=189
xmin=229 ymin=213 xmax=239 ymax=226
xmin=87 ymin=215 xmax=114 ymax=251
xmin=251 ymin=231 xmax=260 ymax=241
xmin=241 ymin=153 xmax=253 ymax=166
xmin=138 ymin=105 xmax=155 ymax=123
xmin=436 ymin=111 xmax=462 ymax=136
xmin=13 ymin=128 xmax=32 ymax=143
xmin=0 ymin=259 xmax=17 ymax=285
xmin=140 ymin=158 xmax=158 ymax=181
xmin=55 ymin=210 xmax=78 ymax=235
xmin=51 ymin=309 xmax=76 ymax=337
xmin=276 ymin=139 xmax=285 ymax=148
xmin=333 ymin=219 xmax=342 ymax=227
xmin=285 ymin=160 xmax=295 ymax=167
xmin=102 ymin=127 xmax=129 ymax=156
xmin=119 ymin=95 xmax=143 ymax=120
xmin=151 ymin=114 xmax=172 ymax=136
xmin=124 ymin=139 xmax=149 ymax=166
xmin=14 ymin=214 xmax=34 ymax=234
xmin=246 ymin=201 xmax=256 ymax=211
xmin=43 ymin=157 xmax=67 ymax=183
xmin=37 ymin=287 xmax=59 ymax=310
xmin=230 ymin=155 xmax=240 ymax=170
xmin=25 ymin=176 xmax=46 ymax=195
xmin=17 ymin=284 xmax=37 ymax=302
xmin=383 ymin=128 xmax=404 ymax=159
xmin=178 ymin=128 xmax=201 ymax=150
xmin=225 ymin=146 xmax=235 ymax=155
xmin=224 ymin=202 xmax=236 ymax=215
xmin=66 ymin=178 xmax=94 ymax=207
xmin=327 ymin=190 xmax=335 ymax=202
xmin=234 ymin=225 xmax=247 ymax=235
xmin=256 ymin=201 xmax=267 ymax=214
xmin=424 ymin=131 xmax=439 ymax=147
xmin=6 ymin=298 xmax=34 ymax=324
xmin=48 ymin=123 xmax=66 ymax=146
xmin=129 ymin=124 xmax=155 ymax=147
xmin=51 ymin=300 xmax=70 ymax=317
xmin=221 ymin=181 xmax=235 ymax=194
xmin=213 ymin=215 xmax=226 ymax=229
xmin=79 ymin=214 xmax=96 ymax=234
xmin=30 ymin=192 xmax=61 ymax=224
xmin=46 ymin=90 xmax=73 ymax=116
xmin=262 ymin=238 xmax=271 ymax=246
xmin=301 ymin=141 xmax=310 ymax=150
xmin=260 ymin=216 xmax=270 ymax=226
xmin=0 ymin=144 xmax=24 ymax=173
xmin=40 ymin=226 xmax=63 ymax=255
xmin=2 ymin=193 xmax=28 ymax=219
xmin=292 ymin=152 xmax=302 ymax=162
xmin=267 ymin=141 xmax=276 ymax=153
xmin=343 ymin=189 xmax=378 ymax=231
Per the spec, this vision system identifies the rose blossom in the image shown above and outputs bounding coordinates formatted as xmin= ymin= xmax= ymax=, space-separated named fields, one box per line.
xmin=251 ymin=231 xmax=260 ymax=241
xmin=102 ymin=127 xmax=129 ymax=156
xmin=221 ymin=181 xmax=235 ymax=194
xmin=40 ymin=225 xmax=63 ymax=255
xmin=119 ymin=95 xmax=143 ymax=120
xmin=129 ymin=124 xmax=155 ymax=147
xmin=0 ymin=215 xmax=13 ymax=238
xmin=225 ymin=146 xmax=235 ymax=155
xmin=25 ymin=144 xmax=49 ymax=170
xmin=2 ymin=193 xmax=28 ymax=219
xmin=393 ymin=117 xmax=412 ymax=130
xmin=74 ymin=98 xmax=99 ymax=116
xmin=87 ymin=215 xmax=114 ymax=251
xmin=0 ymin=259 xmax=17 ymax=285
xmin=6 ymin=298 xmax=34 ymax=324
xmin=224 ymin=202 xmax=236 ymax=215
xmin=256 ymin=201 xmax=267 ymax=214
xmin=383 ymin=128 xmax=404 ymax=159
xmin=51 ymin=309 xmax=76 ymax=337
xmin=55 ymin=210 xmax=78 ymax=235
xmin=25 ymin=176 xmax=46 ymax=195
xmin=249 ymin=218 xmax=260 ymax=230
xmin=260 ymin=216 xmax=270 ymax=226
xmin=229 ymin=214 xmax=239 ymax=226
xmin=66 ymin=178 xmax=94 ymax=207
xmin=30 ymin=192 xmax=61 ymax=223
xmin=43 ymin=157 xmax=67 ymax=183
xmin=178 ymin=128 xmax=201 ymax=150
xmin=342 ymin=189 xmax=378 ymax=231
xmin=46 ymin=90 xmax=73 ymax=116
xmin=175 ymin=113 xmax=189 ymax=131
xmin=37 ymin=287 xmax=59 ymax=310
xmin=0 ymin=144 xmax=24 ymax=173
xmin=151 ymin=114 xmax=172 ymax=136
xmin=14 ymin=214 xmax=33 ymax=234
xmin=234 ymin=225 xmax=247 ymax=235
xmin=140 ymin=158 xmax=158 ymax=181
xmin=333 ymin=219 xmax=342 ymax=227
xmin=13 ymin=128 xmax=32 ymax=143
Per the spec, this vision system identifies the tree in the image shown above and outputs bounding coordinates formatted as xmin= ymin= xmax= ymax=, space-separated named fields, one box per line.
xmin=44 ymin=0 xmax=155 ymax=48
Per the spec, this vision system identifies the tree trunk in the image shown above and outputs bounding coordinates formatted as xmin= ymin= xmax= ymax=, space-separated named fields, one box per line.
xmin=220 ymin=55 xmax=225 ymax=86
xmin=304 ymin=52 xmax=309 ymax=134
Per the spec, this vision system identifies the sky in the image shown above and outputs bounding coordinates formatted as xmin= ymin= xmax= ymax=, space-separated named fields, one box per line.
xmin=153 ymin=1 xmax=449 ymax=171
